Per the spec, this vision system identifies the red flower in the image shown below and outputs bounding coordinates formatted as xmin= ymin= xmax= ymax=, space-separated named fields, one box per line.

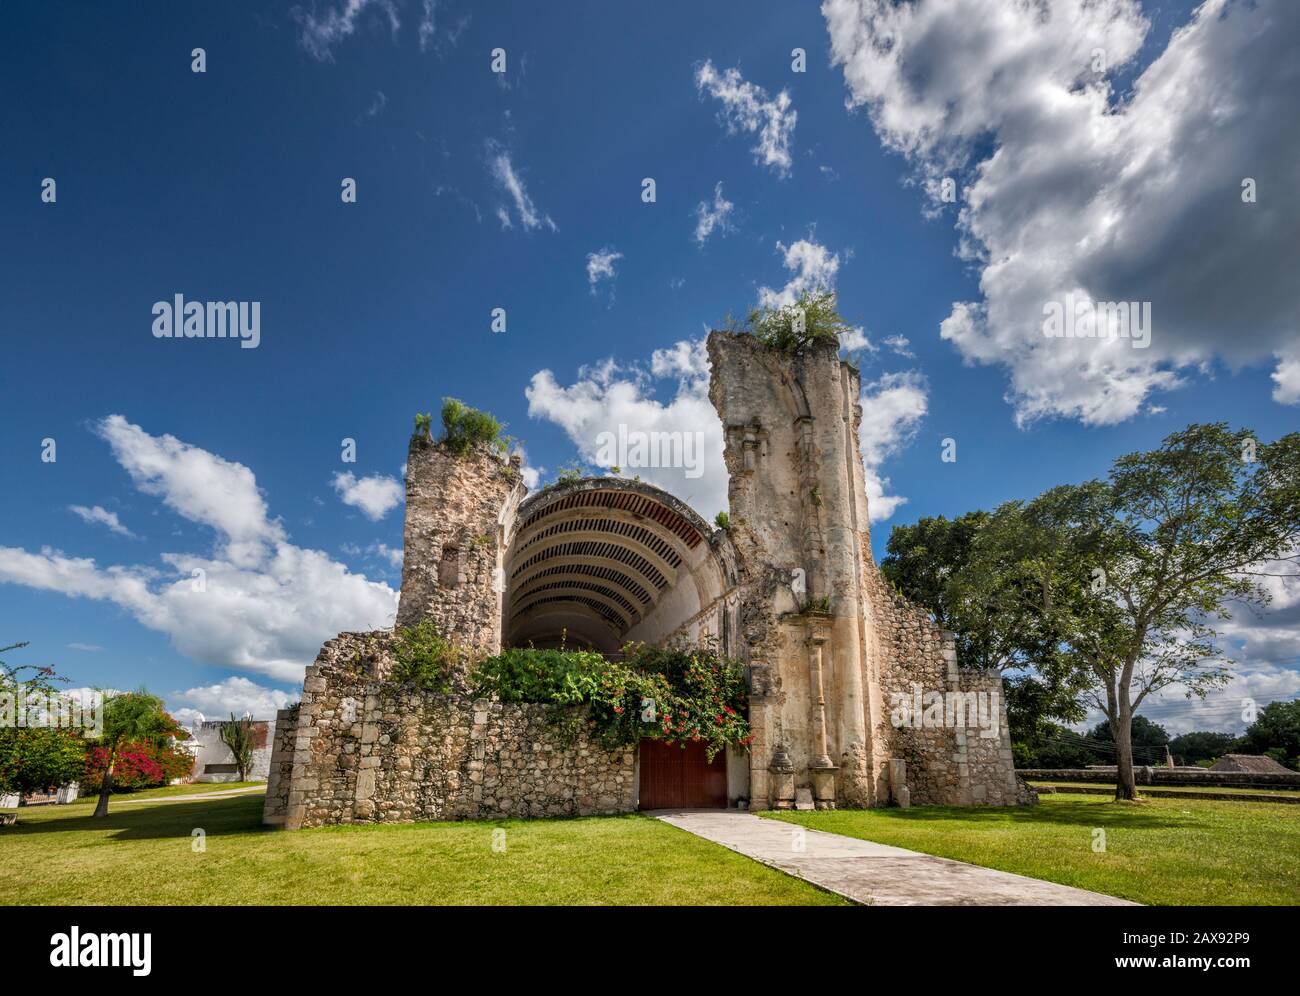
xmin=613 ymin=706 xmax=623 ymax=714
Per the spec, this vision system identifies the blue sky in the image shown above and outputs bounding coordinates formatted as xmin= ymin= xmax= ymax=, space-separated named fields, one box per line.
xmin=1 ymin=0 xmax=1296 ymax=734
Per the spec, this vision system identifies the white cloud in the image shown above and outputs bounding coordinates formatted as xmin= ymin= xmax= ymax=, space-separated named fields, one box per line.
xmin=487 ymin=140 xmax=556 ymax=232
xmin=839 ymin=327 xmax=875 ymax=353
xmin=69 ymin=504 xmax=136 ymax=539
xmin=586 ymin=247 xmax=623 ymax=294
xmin=331 ymin=471 xmax=403 ymax=521
xmin=1272 ymin=348 xmax=1300 ymax=405
xmin=418 ymin=0 xmax=436 ymax=51
xmin=95 ymin=414 xmax=282 ymax=567
xmin=525 ymin=340 xmax=728 ymax=520
xmin=823 ymin=0 xmax=1300 ymax=426
xmin=858 ymin=371 xmax=929 ymax=522
xmin=695 ymin=61 xmax=797 ymax=175
xmin=67 ymin=642 xmax=103 ymax=652
xmin=171 ymin=675 xmax=298 ymax=724
xmin=757 ymin=238 xmax=841 ymax=309
xmin=694 ymin=182 xmax=735 ymax=245
xmin=883 ymin=334 xmax=914 ymax=358
xmin=294 ymin=0 xmax=400 ymax=62
xmin=0 ymin=418 xmax=397 ymax=683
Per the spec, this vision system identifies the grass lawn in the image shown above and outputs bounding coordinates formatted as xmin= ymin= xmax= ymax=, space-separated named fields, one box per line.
xmin=763 ymin=792 xmax=1300 ymax=905
xmin=0 ymin=793 xmax=847 ymax=906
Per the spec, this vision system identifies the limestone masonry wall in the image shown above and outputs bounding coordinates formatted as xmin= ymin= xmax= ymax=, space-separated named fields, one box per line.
xmin=275 ymin=633 xmax=636 ymax=829
xmin=864 ymin=566 xmax=1032 ymax=806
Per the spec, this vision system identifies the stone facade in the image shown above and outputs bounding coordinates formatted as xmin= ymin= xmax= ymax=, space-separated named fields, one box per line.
xmin=707 ymin=332 xmax=1032 ymax=810
xmin=265 ymin=330 xmax=1031 ymax=829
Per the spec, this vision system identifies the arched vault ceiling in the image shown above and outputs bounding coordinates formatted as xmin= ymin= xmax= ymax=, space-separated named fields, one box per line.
xmin=504 ymin=480 xmax=715 ymax=649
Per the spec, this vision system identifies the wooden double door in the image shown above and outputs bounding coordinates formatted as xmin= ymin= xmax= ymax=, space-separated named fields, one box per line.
xmin=638 ymin=738 xmax=728 ymax=809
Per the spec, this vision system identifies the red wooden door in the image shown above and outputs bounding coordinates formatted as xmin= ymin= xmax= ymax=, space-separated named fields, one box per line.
xmin=639 ymin=738 xmax=728 ymax=809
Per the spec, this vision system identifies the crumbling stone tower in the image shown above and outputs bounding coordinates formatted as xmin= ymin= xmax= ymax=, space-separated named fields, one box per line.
xmin=708 ymin=331 xmax=1026 ymax=810
xmin=395 ymin=429 xmax=527 ymax=650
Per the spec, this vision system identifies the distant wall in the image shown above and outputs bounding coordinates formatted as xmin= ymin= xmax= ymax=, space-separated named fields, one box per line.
xmin=1020 ymin=767 xmax=1300 ymax=791
xmin=190 ymin=718 xmax=276 ymax=782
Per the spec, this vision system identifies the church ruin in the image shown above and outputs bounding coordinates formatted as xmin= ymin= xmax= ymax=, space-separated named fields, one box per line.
xmin=264 ymin=331 xmax=1031 ymax=829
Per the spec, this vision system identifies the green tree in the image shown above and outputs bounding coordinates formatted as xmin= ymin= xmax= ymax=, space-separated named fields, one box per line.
xmin=1237 ymin=700 xmax=1300 ymax=769
xmin=90 ymin=691 xmax=176 ymax=818
xmin=0 ymin=643 xmax=86 ymax=821
xmin=220 ymin=713 xmax=255 ymax=782
xmin=1168 ymin=730 xmax=1237 ymax=766
xmin=882 ymin=511 xmax=1087 ymax=748
xmin=973 ymin=424 xmax=1300 ymax=800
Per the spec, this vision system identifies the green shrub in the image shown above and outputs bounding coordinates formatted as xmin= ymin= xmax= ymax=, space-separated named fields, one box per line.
xmin=390 ymin=620 xmax=459 ymax=693
xmin=472 ymin=641 xmax=750 ymax=760
xmin=714 ymin=510 xmax=731 ymax=531
xmin=554 ymin=465 xmax=583 ymax=488
xmin=735 ymin=291 xmax=852 ymax=353
xmin=439 ymin=398 xmax=506 ymax=456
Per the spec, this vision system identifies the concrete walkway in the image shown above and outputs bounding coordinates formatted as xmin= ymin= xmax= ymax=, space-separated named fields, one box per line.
xmin=653 ymin=809 xmax=1136 ymax=906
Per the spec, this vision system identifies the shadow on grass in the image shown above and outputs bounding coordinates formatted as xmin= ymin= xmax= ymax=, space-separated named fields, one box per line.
xmin=1 ymin=795 xmax=269 ymax=841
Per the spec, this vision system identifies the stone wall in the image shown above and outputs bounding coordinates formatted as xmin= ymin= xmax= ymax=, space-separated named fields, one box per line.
xmin=262 ymin=705 xmax=299 ymax=826
xmin=864 ymin=567 xmax=1031 ymax=806
xmin=267 ymin=632 xmax=637 ymax=829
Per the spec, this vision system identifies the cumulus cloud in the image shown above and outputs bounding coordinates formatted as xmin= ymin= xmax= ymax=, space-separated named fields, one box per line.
xmin=585 ymin=247 xmax=623 ymax=295
xmin=331 ymin=471 xmax=403 ymax=521
xmin=69 ymin=504 xmax=135 ymax=538
xmin=694 ymin=182 xmax=735 ymax=245
xmin=294 ymin=0 xmax=400 ymax=61
xmin=757 ymin=238 xmax=842 ymax=309
xmin=171 ymin=675 xmax=298 ymax=726
xmin=695 ymin=61 xmax=797 ymax=176
xmin=0 ymin=418 xmax=397 ymax=683
xmin=525 ymin=340 xmax=728 ymax=519
xmin=858 ymin=371 xmax=929 ymax=522
xmin=487 ymin=140 xmax=556 ymax=232
xmin=823 ymin=0 xmax=1300 ymax=425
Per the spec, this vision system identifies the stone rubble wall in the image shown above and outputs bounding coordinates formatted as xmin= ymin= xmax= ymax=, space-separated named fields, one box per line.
xmin=262 ymin=704 xmax=299 ymax=825
xmin=864 ymin=566 xmax=1032 ymax=806
xmin=267 ymin=632 xmax=637 ymax=829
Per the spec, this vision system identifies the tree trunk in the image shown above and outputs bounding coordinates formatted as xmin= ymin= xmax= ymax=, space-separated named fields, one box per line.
xmin=1114 ymin=700 xmax=1138 ymax=801
xmin=92 ymin=757 xmax=115 ymax=818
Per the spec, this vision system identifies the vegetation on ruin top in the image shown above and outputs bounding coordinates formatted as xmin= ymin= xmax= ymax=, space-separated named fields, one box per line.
xmin=411 ymin=398 xmax=510 ymax=457
xmin=723 ymin=290 xmax=852 ymax=354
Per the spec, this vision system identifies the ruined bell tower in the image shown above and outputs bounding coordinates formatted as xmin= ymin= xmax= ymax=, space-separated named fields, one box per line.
xmin=708 ymin=331 xmax=1026 ymax=810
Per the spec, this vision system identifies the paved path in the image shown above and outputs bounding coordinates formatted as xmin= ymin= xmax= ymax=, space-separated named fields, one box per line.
xmin=653 ymin=809 xmax=1136 ymax=906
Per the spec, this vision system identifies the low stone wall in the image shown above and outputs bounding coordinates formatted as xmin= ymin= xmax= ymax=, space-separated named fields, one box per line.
xmin=267 ymin=632 xmax=638 ymax=829
xmin=1021 ymin=767 xmax=1300 ymax=791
